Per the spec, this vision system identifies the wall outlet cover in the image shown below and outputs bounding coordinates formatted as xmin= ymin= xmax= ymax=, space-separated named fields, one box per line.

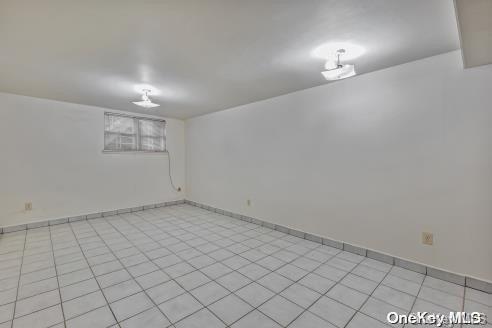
xmin=422 ymin=232 xmax=433 ymax=245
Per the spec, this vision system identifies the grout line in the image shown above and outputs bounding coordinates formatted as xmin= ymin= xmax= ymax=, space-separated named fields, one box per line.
xmin=185 ymin=201 xmax=492 ymax=292
xmin=6 ymin=304 xmax=62 ymax=325
xmin=342 ymin=264 xmax=395 ymax=328
xmin=66 ymin=220 xmax=120 ymax=326
xmin=285 ymin=260 xmax=356 ymax=327
xmin=124 ymin=206 xmax=466 ymax=327
xmin=83 ymin=215 xmax=177 ymax=327
xmin=125 ymin=209 xmax=265 ymax=326
xmin=49 ymin=225 xmax=67 ymax=328
xmin=10 ymin=229 xmax=27 ymax=328
xmin=459 ymin=286 xmax=466 ymax=328
xmin=55 ymin=304 xmax=109 ymax=327
xmin=402 ymin=275 xmax=426 ymax=328
xmin=0 ymin=205 xmax=478 ymax=328
xmin=119 ymin=206 xmax=447 ymax=327
xmin=170 ymin=206 xmax=417 ymax=327
xmin=127 ymin=209 xmax=311 ymax=325
xmin=131 ymin=208 xmax=349 ymax=327
xmin=117 ymin=212 xmax=233 ymax=326
xmin=5 ymin=230 xmax=294 ymax=327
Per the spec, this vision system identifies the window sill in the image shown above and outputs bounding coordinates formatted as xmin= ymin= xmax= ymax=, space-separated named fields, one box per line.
xmin=102 ymin=150 xmax=168 ymax=154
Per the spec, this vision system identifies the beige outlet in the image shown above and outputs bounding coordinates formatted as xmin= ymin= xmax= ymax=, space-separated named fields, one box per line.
xmin=25 ymin=202 xmax=32 ymax=211
xmin=246 ymin=199 xmax=251 ymax=206
xmin=422 ymin=232 xmax=433 ymax=245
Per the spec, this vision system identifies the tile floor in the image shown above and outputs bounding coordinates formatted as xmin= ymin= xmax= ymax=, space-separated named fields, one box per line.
xmin=0 ymin=204 xmax=490 ymax=328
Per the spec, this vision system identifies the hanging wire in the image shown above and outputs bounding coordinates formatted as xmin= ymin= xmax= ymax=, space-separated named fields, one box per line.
xmin=164 ymin=132 xmax=180 ymax=192
xmin=165 ymin=149 xmax=180 ymax=192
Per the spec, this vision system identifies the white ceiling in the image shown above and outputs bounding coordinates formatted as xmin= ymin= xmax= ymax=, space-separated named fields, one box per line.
xmin=0 ymin=0 xmax=459 ymax=119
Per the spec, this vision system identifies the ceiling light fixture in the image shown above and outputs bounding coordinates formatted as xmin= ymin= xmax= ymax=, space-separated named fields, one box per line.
xmin=321 ymin=49 xmax=356 ymax=81
xmin=312 ymin=42 xmax=365 ymax=60
xmin=132 ymin=89 xmax=160 ymax=108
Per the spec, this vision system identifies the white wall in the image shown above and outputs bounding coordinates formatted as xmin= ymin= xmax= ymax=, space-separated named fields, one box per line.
xmin=186 ymin=51 xmax=492 ymax=281
xmin=0 ymin=92 xmax=185 ymax=227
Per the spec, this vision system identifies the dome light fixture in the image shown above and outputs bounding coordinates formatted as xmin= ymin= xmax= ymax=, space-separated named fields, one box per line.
xmin=321 ymin=49 xmax=356 ymax=81
xmin=132 ymin=89 xmax=160 ymax=108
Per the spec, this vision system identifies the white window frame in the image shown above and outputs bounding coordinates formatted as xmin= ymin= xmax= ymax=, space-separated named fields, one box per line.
xmin=103 ymin=112 xmax=166 ymax=153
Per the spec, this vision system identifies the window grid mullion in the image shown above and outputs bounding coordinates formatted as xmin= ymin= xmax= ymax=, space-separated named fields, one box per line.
xmin=103 ymin=112 xmax=166 ymax=152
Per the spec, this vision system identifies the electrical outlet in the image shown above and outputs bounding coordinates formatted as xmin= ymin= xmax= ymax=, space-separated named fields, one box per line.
xmin=25 ymin=202 xmax=32 ymax=211
xmin=246 ymin=199 xmax=251 ymax=206
xmin=422 ymin=232 xmax=433 ymax=245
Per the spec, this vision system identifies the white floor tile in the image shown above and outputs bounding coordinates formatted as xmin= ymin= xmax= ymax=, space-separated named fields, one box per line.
xmin=158 ymin=292 xmax=203 ymax=323
xmin=280 ymin=283 xmax=321 ymax=308
xmin=175 ymin=270 xmax=211 ymax=291
xmin=66 ymin=305 xmax=116 ymax=328
xmin=119 ymin=307 xmax=170 ymax=328
xmin=12 ymin=304 xmax=63 ymax=328
xmin=63 ymin=290 xmax=107 ymax=319
xmin=209 ymin=294 xmax=253 ymax=325
xmin=110 ymin=291 xmax=153 ymax=322
xmin=230 ymin=310 xmax=281 ymax=328
xmin=60 ymin=278 xmax=100 ymax=302
xmin=235 ymin=282 xmax=275 ymax=307
xmin=0 ymin=302 xmax=14 ymax=324
xmin=190 ymin=281 xmax=229 ymax=306
xmin=14 ymin=289 xmax=60 ymax=318
xmin=0 ymin=205 xmax=474 ymax=328
xmin=147 ymin=280 xmax=185 ymax=305
xmin=309 ymin=296 xmax=356 ymax=328
xmin=289 ymin=311 xmax=337 ymax=328
xmin=258 ymin=295 xmax=303 ymax=326
xmin=372 ymin=285 xmax=415 ymax=311
xmin=103 ymin=279 xmax=142 ymax=303
xmin=174 ymin=308 xmax=225 ymax=328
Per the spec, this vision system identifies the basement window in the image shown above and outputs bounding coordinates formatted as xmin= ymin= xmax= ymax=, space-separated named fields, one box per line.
xmin=103 ymin=112 xmax=166 ymax=152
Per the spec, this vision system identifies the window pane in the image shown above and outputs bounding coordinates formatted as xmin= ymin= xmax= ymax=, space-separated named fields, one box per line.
xmin=104 ymin=132 xmax=137 ymax=151
xmin=103 ymin=113 xmax=165 ymax=152
xmin=140 ymin=136 xmax=164 ymax=151
xmin=105 ymin=115 xmax=136 ymax=134
xmin=139 ymin=119 xmax=165 ymax=137
xmin=104 ymin=114 xmax=137 ymax=151
xmin=139 ymin=119 xmax=165 ymax=151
